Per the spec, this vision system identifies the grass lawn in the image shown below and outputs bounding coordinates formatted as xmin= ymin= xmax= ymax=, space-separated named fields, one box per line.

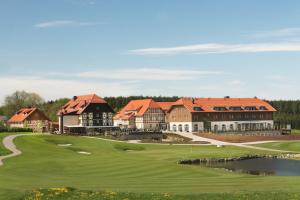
xmin=254 ymin=141 xmax=300 ymax=152
xmin=0 ymin=133 xmax=12 ymax=156
xmin=0 ymin=134 xmax=300 ymax=199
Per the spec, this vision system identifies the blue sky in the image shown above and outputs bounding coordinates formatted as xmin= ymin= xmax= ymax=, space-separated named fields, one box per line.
xmin=1 ymin=0 xmax=300 ymax=103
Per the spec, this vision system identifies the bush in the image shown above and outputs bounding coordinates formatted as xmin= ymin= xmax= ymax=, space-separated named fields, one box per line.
xmin=0 ymin=127 xmax=33 ymax=133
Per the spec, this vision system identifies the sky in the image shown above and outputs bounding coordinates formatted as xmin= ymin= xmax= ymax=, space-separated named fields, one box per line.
xmin=1 ymin=0 xmax=300 ymax=104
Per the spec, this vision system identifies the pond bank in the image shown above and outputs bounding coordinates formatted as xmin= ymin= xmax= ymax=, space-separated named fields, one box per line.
xmin=178 ymin=153 xmax=300 ymax=165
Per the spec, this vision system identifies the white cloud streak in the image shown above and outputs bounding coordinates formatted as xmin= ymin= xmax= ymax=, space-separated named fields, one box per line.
xmin=34 ymin=20 xmax=102 ymax=28
xmin=77 ymin=68 xmax=222 ymax=80
xmin=0 ymin=76 xmax=137 ymax=103
xmin=129 ymin=42 xmax=300 ymax=55
xmin=253 ymin=28 xmax=300 ymax=38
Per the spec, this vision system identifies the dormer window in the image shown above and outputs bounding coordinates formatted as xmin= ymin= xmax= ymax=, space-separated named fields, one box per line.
xmin=193 ymin=107 xmax=203 ymax=111
xmin=244 ymin=106 xmax=257 ymax=111
xmin=214 ymin=107 xmax=227 ymax=111
xmin=229 ymin=106 xmax=242 ymax=111
xmin=259 ymin=106 xmax=267 ymax=110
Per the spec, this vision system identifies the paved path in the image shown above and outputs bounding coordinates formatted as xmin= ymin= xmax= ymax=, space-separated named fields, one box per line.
xmin=174 ymin=132 xmax=300 ymax=153
xmin=0 ymin=134 xmax=40 ymax=166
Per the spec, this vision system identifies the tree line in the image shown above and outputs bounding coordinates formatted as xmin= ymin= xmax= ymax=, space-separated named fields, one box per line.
xmin=1 ymin=91 xmax=300 ymax=129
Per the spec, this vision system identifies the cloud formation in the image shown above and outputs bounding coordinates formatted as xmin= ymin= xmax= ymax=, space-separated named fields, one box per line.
xmin=77 ymin=68 xmax=222 ymax=80
xmin=129 ymin=42 xmax=300 ymax=55
xmin=34 ymin=20 xmax=101 ymax=28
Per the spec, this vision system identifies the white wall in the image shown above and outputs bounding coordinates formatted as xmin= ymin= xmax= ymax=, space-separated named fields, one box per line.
xmin=210 ymin=120 xmax=274 ymax=131
xmin=169 ymin=122 xmax=204 ymax=133
xmin=58 ymin=115 xmax=80 ymax=127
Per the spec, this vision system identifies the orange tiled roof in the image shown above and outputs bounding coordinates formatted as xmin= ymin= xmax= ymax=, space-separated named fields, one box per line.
xmin=170 ymin=97 xmax=276 ymax=113
xmin=58 ymin=94 xmax=107 ymax=115
xmin=157 ymin=102 xmax=174 ymax=111
xmin=114 ymin=99 xmax=162 ymax=120
xmin=8 ymin=108 xmax=37 ymax=122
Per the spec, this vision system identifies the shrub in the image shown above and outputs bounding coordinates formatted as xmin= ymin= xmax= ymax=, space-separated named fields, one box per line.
xmin=0 ymin=127 xmax=33 ymax=133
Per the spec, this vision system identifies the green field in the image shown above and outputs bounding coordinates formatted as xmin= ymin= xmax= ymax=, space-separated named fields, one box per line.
xmin=1 ymin=134 xmax=300 ymax=199
xmin=0 ymin=133 xmax=12 ymax=156
xmin=254 ymin=141 xmax=300 ymax=152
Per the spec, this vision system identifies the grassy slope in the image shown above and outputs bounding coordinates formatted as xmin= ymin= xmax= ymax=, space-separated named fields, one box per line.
xmin=254 ymin=141 xmax=300 ymax=152
xmin=0 ymin=133 xmax=12 ymax=156
xmin=0 ymin=135 xmax=300 ymax=199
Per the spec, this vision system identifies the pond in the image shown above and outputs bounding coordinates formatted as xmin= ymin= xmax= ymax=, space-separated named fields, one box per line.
xmin=202 ymin=158 xmax=300 ymax=176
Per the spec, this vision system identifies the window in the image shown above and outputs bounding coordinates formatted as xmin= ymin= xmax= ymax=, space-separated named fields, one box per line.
xmin=88 ymin=120 xmax=93 ymax=126
xmin=214 ymin=125 xmax=218 ymax=132
xmin=82 ymin=113 xmax=87 ymax=119
xmin=88 ymin=112 xmax=93 ymax=119
xmin=96 ymin=113 xmax=100 ymax=118
xmin=194 ymin=124 xmax=198 ymax=132
xmin=222 ymin=124 xmax=226 ymax=132
xmin=178 ymin=124 xmax=183 ymax=132
xmin=173 ymin=124 xmax=177 ymax=131
xmin=230 ymin=124 xmax=234 ymax=131
xmin=259 ymin=106 xmax=267 ymax=110
xmin=184 ymin=124 xmax=189 ymax=132
xmin=244 ymin=106 xmax=257 ymax=111
xmin=213 ymin=107 xmax=227 ymax=111
xmin=108 ymin=112 xmax=113 ymax=119
xmin=103 ymin=112 xmax=107 ymax=119
xmin=193 ymin=107 xmax=203 ymax=111
xmin=229 ymin=106 xmax=242 ymax=111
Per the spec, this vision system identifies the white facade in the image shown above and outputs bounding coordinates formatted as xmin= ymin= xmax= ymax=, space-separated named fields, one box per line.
xmin=211 ymin=120 xmax=274 ymax=132
xmin=169 ymin=120 xmax=274 ymax=133
xmin=169 ymin=122 xmax=204 ymax=133
xmin=113 ymin=119 xmax=130 ymax=127
xmin=59 ymin=115 xmax=80 ymax=128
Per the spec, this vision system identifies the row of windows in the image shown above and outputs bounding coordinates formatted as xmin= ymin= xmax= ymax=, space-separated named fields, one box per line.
xmin=213 ymin=106 xmax=267 ymax=111
xmin=213 ymin=123 xmax=272 ymax=132
xmin=82 ymin=112 xmax=113 ymax=120
xmin=172 ymin=124 xmax=200 ymax=132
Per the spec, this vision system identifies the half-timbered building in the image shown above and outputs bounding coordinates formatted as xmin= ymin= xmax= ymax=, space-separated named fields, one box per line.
xmin=58 ymin=94 xmax=114 ymax=131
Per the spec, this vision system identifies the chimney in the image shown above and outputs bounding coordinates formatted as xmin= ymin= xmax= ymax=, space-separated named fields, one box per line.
xmin=224 ymin=96 xmax=230 ymax=99
xmin=73 ymin=96 xmax=77 ymax=101
xmin=192 ymin=98 xmax=195 ymax=104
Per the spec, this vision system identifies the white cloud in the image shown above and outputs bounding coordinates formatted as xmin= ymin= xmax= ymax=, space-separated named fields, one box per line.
xmin=253 ymin=28 xmax=300 ymax=38
xmin=34 ymin=20 xmax=102 ymax=28
xmin=129 ymin=42 xmax=300 ymax=55
xmin=0 ymin=76 xmax=137 ymax=104
xmin=77 ymin=68 xmax=222 ymax=80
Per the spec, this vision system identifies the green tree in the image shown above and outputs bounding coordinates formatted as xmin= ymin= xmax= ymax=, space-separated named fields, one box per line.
xmin=3 ymin=91 xmax=44 ymax=118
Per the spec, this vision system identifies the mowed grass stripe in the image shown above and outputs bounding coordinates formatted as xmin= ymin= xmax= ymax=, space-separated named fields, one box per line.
xmin=1 ymin=134 xmax=300 ymax=199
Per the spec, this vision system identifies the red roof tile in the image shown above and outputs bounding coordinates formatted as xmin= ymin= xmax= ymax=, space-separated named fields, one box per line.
xmin=58 ymin=94 xmax=107 ymax=115
xmin=170 ymin=97 xmax=276 ymax=113
xmin=8 ymin=108 xmax=37 ymax=122
xmin=156 ymin=102 xmax=174 ymax=111
xmin=114 ymin=99 xmax=162 ymax=120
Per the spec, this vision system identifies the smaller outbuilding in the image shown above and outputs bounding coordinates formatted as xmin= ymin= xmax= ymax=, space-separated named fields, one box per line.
xmin=8 ymin=107 xmax=50 ymax=132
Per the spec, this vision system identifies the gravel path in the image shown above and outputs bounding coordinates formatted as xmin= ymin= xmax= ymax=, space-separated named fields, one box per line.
xmin=174 ymin=132 xmax=300 ymax=153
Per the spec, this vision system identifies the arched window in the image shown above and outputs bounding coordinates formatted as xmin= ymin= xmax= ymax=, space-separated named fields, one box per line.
xmin=230 ymin=124 xmax=234 ymax=131
xmin=172 ymin=124 xmax=177 ymax=131
xmin=222 ymin=124 xmax=226 ymax=132
xmin=214 ymin=125 xmax=218 ymax=132
xmin=194 ymin=124 xmax=198 ymax=132
xmin=184 ymin=124 xmax=189 ymax=132
xmin=178 ymin=124 xmax=183 ymax=132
